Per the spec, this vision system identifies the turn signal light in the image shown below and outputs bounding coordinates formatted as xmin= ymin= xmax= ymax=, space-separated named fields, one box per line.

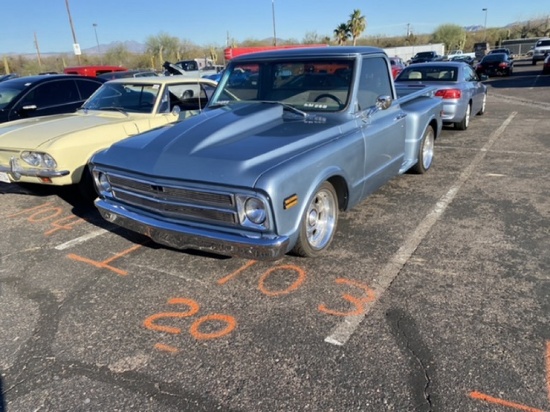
xmin=435 ymin=89 xmax=462 ymax=99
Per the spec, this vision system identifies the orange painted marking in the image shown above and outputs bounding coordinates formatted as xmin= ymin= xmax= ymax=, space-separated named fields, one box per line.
xmin=143 ymin=298 xmax=200 ymax=334
xmin=154 ymin=343 xmax=180 ymax=353
xmin=189 ymin=313 xmax=237 ymax=340
xmin=546 ymin=340 xmax=550 ymax=404
xmin=44 ymin=215 xmax=86 ymax=236
xmin=217 ymin=260 xmax=257 ymax=285
xmin=318 ymin=278 xmax=376 ymax=317
xmin=67 ymin=243 xmax=143 ymax=276
xmin=27 ymin=206 xmax=63 ymax=222
xmin=258 ymin=264 xmax=306 ymax=296
xmin=6 ymin=202 xmax=54 ymax=218
xmin=469 ymin=391 xmax=545 ymax=412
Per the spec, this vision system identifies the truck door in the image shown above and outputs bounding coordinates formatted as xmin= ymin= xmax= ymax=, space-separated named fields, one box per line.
xmin=357 ymin=56 xmax=407 ymax=196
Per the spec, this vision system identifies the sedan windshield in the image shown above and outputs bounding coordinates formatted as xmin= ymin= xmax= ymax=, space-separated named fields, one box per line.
xmin=397 ymin=66 xmax=458 ymax=81
xmin=210 ymin=59 xmax=354 ymax=112
xmin=82 ymin=83 xmax=160 ymax=113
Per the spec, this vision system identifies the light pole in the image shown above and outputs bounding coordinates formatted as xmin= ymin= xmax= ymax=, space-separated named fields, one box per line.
xmin=482 ymin=8 xmax=488 ymax=41
xmin=272 ymin=0 xmax=277 ymax=46
xmin=92 ymin=23 xmax=102 ymax=63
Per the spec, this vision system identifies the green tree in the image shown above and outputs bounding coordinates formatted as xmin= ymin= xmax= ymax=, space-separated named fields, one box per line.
xmin=145 ymin=32 xmax=180 ymax=68
xmin=348 ymin=9 xmax=366 ymax=46
xmin=334 ymin=23 xmax=350 ymax=46
xmin=432 ymin=24 xmax=466 ymax=52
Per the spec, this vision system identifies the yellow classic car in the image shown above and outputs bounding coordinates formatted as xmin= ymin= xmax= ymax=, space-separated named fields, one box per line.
xmin=0 ymin=76 xmax=217 ymax=199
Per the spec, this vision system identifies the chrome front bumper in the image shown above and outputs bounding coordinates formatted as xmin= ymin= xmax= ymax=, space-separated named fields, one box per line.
xmin=0 ymin=157 xmax=69 ymax=180
xmin=95 ymin=199 xmax=290 ymax=261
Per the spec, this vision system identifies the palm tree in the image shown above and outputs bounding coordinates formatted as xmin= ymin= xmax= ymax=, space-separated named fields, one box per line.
xmin=334 ymin=23 xmax=350 ymax=46
xmin=348 ymin=9 xmax=366 ymax=46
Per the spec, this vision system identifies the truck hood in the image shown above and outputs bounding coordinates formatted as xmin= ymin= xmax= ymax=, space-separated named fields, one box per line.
xmin=94 ymin=103 xmax=345 ymax=187
xmin=0 ymin=111 xmax=139 ymax=150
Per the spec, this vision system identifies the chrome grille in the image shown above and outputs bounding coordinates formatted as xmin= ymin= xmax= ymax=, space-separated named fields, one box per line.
xmin=107 ymin=174 xmax=238 ymax=226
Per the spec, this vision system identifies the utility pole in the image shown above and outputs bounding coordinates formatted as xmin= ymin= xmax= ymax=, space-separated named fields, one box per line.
xmin=65 ymin=0 xmax=81 ymax=64
xmin=34 ymin=31 xmax=42 ymax=69
xmin=482 ymin=8 xmax=488 ymax=41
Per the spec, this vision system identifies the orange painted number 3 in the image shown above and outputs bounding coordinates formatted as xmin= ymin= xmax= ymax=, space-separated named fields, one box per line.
xmin=318 ymin=278 xmax=376 ymax=317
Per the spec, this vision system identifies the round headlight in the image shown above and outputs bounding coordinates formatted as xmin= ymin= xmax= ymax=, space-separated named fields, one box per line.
xmin=21 ymin=151 xmax=41 ymax=166
xmin=97 ymin=173 xmax=112 ymax=192
xmin=244 ymin=197 xmax=266 ymax=224
xmin=42 ymin=154 xmax=57 ymax=168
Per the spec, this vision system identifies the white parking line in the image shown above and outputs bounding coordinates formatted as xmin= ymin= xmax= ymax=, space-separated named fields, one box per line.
xmin=324 ymin=111 xmax=518 ymax=346
xmin=54 ymin=228 xmax=110 ymax=250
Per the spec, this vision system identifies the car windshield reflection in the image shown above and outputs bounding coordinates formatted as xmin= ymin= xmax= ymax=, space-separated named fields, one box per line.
xmin=210 ymin=59 xmax=354 ymax=112
xmin=82 ymin=83 xmax=160 ymax=114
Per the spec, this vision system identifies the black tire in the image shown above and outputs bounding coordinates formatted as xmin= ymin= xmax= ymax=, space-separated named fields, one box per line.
xmin=292 ymin=182 xmax=338 ymax=257
xmin=455 ymin=103 xmax=471 ymax=130
xmin=77 ymin=165 xmax=98 ymax=203
xmin=532 ymin=60 xmax=536 ymax=65
xmin=411 ymin=125 xmax=435 ymax=174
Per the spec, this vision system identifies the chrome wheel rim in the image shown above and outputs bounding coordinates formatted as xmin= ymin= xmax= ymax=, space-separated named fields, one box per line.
xmin=464 ymin=104 xmax=471 ymax=128
xmin=481 ymin=94 xmax=486 ymax=113
xmin=422 ymin=128 xmax=435 ymax=169
xmin=306 ymin=188 xmax=337 ymax=250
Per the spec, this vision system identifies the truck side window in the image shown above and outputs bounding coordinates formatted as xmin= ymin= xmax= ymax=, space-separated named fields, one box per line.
xmin=357 ymin=57 xmax=393 ymax=110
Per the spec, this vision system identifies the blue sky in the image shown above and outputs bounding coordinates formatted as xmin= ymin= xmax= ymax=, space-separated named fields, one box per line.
xmin=1 ymin=0 xmax=548 ymax=54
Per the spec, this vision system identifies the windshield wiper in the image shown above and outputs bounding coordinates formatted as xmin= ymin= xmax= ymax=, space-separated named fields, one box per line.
xmin=258 ymin=101 xmax=308 ymax=118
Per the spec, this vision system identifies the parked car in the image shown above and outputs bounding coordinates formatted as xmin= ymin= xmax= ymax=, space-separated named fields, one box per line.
xmin=450 ymin=55 xmax=475 ymax=66
xmin=389 ymin=56 xmax=406 ymax=78
xmin=543 ymin=53 xmax=550 ymax=75
xmin=488 ymin=48 xmax=512 ymax=58
xmin=475 ymin=53 xmax=514 ymax=77
xmin=63 ymin=65 xmax=128 ymax=77
xmin=90 ymin=46 xmax=443 ymax=260
xmin=98 ymin=70 xmax=159 ymax=80
xmin=395 ymin=62 xmax=486 ymax=130
xmin=0 ymin=76 xmax=217 ymax=199
xmin=532 ymin=38 xmax=550 ymax=65
xmin=0 ymin=74 xmax=104 ymax=123
xmin=410 ymin=51 xmax=442 ymax=64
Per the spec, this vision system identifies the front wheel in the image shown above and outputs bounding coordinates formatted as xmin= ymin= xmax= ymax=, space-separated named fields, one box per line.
xmin=411 ymin=125 xmax=435 ymax=174
xmin=77 ymin=165 xmax=98 ymax=203
xmin=477 ymin=93 xmax=486 ymax=116
xmin=292 ymin=182 xmax=338 ymax=258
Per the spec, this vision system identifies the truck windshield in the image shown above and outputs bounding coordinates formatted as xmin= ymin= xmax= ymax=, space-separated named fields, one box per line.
xmin=210 ymin=59 xmax=354 ymax=112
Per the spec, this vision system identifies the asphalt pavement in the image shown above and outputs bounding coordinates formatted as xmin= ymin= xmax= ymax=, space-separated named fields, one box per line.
xmin=1 ymin=60 xmax=549 ymax=411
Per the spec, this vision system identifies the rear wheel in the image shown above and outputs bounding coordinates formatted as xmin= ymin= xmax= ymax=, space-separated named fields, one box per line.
xmin=411 ymin=125 xmax=435 ymax=174
xmin=292 ymin=182 xmax=338 ymax=257
xmin=455 ymin=103 xmax=471 ymax=130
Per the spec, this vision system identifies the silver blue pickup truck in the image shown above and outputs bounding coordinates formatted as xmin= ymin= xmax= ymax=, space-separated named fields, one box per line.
xmin=90 ymin=46 xmax=443 ymax=260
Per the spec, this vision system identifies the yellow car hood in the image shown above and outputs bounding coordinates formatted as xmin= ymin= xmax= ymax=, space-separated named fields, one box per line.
xmin=0 ymin=111 xmax=139 ymax=150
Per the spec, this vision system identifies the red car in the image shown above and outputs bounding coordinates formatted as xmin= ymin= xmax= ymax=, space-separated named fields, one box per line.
xmin=389 ymin=56 xmax=406 ymax=78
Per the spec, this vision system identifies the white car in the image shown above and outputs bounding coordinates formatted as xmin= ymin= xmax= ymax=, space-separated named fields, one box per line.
xmin=532 ymin=38 xmax=550 ymax=65
xmin=0 ymin=76 xmax=217 ymax=199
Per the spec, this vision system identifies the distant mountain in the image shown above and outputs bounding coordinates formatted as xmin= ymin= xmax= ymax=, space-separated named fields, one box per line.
xmin=464 ymin=25 xmax=484 ymax=33
xmin=82 ymin=40 xmax=146 ymax=55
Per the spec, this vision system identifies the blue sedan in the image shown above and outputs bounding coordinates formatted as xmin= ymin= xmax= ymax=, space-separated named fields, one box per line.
xmin=395 ymin=62 xmax=487 ymax=130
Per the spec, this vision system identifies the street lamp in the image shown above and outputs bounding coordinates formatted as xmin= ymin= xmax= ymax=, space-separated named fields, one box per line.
xmin=92 ymin=23 xmax=101 ymax=55
xmin=482 ymin=8 xmax=488 ymax=41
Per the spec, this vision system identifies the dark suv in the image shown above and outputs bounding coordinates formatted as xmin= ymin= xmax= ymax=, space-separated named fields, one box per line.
xmin=410 ymin=51 xmax=442 ymax=64
xmin=0 ymin=74 xmax=104 ymax=123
